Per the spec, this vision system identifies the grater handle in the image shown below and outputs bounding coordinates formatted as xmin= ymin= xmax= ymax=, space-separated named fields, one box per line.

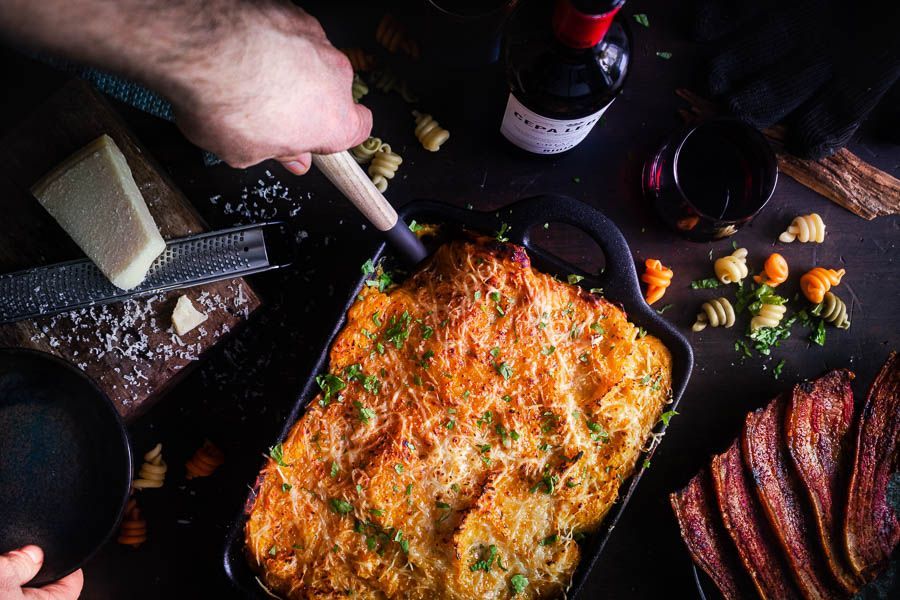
xmin=312 ymin=152 xmax=428 ymax=264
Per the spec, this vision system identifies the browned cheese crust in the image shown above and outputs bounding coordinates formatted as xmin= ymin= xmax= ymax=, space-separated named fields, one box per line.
xmin=244 ymin=238 xmax=673 ymax=599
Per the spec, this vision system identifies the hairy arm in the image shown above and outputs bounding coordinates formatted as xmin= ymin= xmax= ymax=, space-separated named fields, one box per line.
xmin=0 ymin=0 xmax=372 ymax=172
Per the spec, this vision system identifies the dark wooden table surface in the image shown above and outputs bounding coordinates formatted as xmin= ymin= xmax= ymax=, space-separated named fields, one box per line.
xmin=1 ymin=1 xmax=897 ymax=598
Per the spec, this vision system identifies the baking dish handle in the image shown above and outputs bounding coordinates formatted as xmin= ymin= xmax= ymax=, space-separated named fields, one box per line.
xmin=507 ymin=194 xmax=643 ymax=303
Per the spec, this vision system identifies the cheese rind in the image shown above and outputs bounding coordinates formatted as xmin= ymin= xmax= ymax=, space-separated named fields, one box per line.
xmin=31 ymin=134 xmax=166 ymax=290
xmin=171 ymin=295 xmax=208 ymax=336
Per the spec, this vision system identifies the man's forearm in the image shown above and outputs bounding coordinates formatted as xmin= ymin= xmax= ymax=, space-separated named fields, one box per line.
xmin=0 ymin=0 xmax=245 ymax=101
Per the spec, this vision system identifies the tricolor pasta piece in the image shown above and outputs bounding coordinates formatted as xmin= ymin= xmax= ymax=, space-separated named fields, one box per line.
xmin=779 ymin=213 xmax=825 ymax=243
xmin=815 ymin=292 xmax=850 ymax=329
xmin=714 ymin=248 xmax=748 ymax=284
xmin=185 ymin=440 xmax=225 ymax=480
xmin=800 ymin=267 xmax=845 ymax=304
xmin=753 ymin=253 xmax=789 ymax=287
xmin=412 ymin=111 xmax=450 ymax=152
xmin=117 ymin=497 xmax=147 ymax=547
xmin=351 ymin=74 xmax=368 ymax=103
xmin=368 ymin=145 xmax=403 ymax=193
xmin=351 ymin=137 xmax=385 ymax=165
xmin=340 ymin=48 xmax=376 ymax=72
xmin=750 ymin=302 xmax=787 ymax=332
xmin=132 ymin=443 xmax=167 ymax=490
xmin=375 ymin=14 xmax=419 ymax=58
xmin=641 ymin=259 xmax=673 ymax=305
xmin=691 ymin=297 xmax=735 ymax=332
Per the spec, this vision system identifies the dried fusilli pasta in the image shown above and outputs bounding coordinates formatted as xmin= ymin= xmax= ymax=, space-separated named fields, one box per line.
xmin=750 ymin=302 xmax=787 ymax=331
xmin=714 ymin=247 xmax=748 ymax=284
xmin=185 ymin=440 xmax=225 ymax=480
xmin=753 ymin=253 xmax=789 ymax=287
xmin=375 ymin=14 xmax=419 ymax=58
xmin=691 ymin=297 xmax=735 ymax=332
xmin=340 ymin=48 xmax=376 ymax=72
xmin=641 ymin=259 xmax=673 ymax=305
xmin=351 ymin=136 xmax=385 ymax=164
xmin=814 ymin=291 xmax=850 ymax=329
xmin=779 ymin=213 xmax=825 ymax=243
xmin=412 ymin=111 xmax=450 ymax=152
xmin=132 ymin=443 xmax=166 ymax=490
xmin=371 ymin=69 xmax=418 ymax=103
xmin=351 ymin=74 xmax=369 ymax=103
xmin=800 ymin=267 xmax=845 ymax=304
xmin=117 ymin=497 xmax=147 ymax=547
xmin=368 ymin=145 xmax=403 ymax=192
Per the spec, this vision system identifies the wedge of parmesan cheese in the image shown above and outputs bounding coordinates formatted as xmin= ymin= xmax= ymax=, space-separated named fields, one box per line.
xmin=31 ymin=134 xmax=166 ymax=290
xmin=171 ymin=295 xmax=208 ymax=336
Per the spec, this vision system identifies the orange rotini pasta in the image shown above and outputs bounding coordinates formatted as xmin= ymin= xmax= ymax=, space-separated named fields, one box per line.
xmin=753 ymin=253 xmax=789 ymax=287
xmin=641 ymin=259 xmax=673 ymax=305
xmin=117 ymin=497 xmax=147 ymax=547
xmin=185 ymin=440 xmax=225 ymax=480
xmin=375 ymin=14 xmax=419 ymax=58
xmin=800 ymin=267 xmax=845 ymax=304
xmin=340 ymin=48 xmax=376 ymax=72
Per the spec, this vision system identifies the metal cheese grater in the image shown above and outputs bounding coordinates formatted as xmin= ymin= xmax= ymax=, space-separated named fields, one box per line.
xmin=0 ymin=222 xmax=292 ymax=324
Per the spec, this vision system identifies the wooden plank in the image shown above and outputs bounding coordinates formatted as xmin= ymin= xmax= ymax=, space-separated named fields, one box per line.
xmin=0 ymin=80 xmax=262 ymax=421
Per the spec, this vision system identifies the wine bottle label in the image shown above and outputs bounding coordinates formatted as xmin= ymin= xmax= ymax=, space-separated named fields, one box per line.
xmin=500 ymin=94 xmax=612 ymax=154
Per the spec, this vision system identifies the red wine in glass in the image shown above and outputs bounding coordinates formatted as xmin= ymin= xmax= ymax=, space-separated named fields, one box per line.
xmin=643 ymin=119 xmax=777 ymax=242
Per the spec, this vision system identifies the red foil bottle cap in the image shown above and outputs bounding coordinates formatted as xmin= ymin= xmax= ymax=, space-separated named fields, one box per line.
xmin=552 ymin=0 xmax=623 ymax=48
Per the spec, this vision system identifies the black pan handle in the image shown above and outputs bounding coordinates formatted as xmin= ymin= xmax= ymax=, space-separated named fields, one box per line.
xmin=501 ymin=194 xmax=643 ymax=303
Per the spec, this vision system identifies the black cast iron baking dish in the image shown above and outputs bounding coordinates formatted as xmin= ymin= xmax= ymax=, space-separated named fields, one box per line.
xmin=223 ymin=194 xmax=694 ymax=598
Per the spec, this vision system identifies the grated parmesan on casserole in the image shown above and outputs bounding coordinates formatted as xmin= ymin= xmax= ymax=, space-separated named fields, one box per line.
xmin=245 ymin=237 xmax=672 ymax=599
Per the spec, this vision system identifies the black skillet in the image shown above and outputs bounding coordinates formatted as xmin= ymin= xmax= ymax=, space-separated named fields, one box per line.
xmin=0 ymin=348 xmax=132 ymax=586
xmin=222 ymin=160 xmax=694 ymax=598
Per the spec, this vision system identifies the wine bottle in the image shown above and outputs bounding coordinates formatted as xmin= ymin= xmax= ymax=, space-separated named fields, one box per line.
xmin=499 ymin=0 xmax=631 ymax=155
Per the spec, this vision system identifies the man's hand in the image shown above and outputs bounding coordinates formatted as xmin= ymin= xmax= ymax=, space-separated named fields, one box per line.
xmin=165 ymin=3 xmax=372 ymax=173
xmin=0 ymin=0 xmax=372 ymax=174
xmin=0 ymin=546 xmax=83 ymax=600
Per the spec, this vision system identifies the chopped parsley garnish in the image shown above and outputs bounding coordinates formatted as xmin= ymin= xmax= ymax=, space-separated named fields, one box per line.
xmin=281 ymin=482 xmax=292 ymax=492
xmin=510 ymin=574 xmax=529 ymax=595
xmin=658 ymin=410 xmax=678 ymax=427
xmin=656 ymin=304 xmax=674 ymax=314
xmin=408 ymin=220 xmax=423 ymax=232
xmin=330 ymin=461 xmax=339 ymax=478
xmin=502 ymin=394 xmax=512 ymax=403
xmin=748 ymin=316 xmax=795 ymax=356
xmin=734 ymin=339 xmax=753 ymax=358
xmin=578 ymin=352 xmax=590 ymax=363
xmin=496 ymin=424 xmax=520 ymax=445
xmin=269 ymin=443 xmax=287 ymax=466
xmin=421 ymin=324 xmax=434 ymax=340
xmin=809 ymin=318 xmax=826 ymax=346
xmin=384 ymin=311 xmax=412 ymax=348
xmin=656 ymin=51 xmax=672 ymax=59
xmin=633 ymin=13 xmax=650 ymax=27
xmin=773 ymin=359 xmax=786 ymax=379
xmin=542 ymin=345 xmax=556 ymax=356
xmin=590 ymin=287 xmax=603 ymax=295
xmin=371 ymin=312 xmax=382 ymax=327
xmin=572 ymin=176 xmax=581 ymax=184
xmin=477 ymin=411 xmax=494 ymax=427
xmin=316 ymin=373 xmax=346 ymax=406
xmin=490 ymin=347 xmax=500 ymax=358
xmin=495 ymin=223 xmax=511 ymax=242
xmin=445 ymin=419 xmax=455 ymax=429
xmin=495 ymin=362 xmax=513 ymax=380
xmin=365 ymin=271 xmax=394 ymax=292
xmin=394 ymin=463 xmax=404 ymax=474
xmin=361 ymin=259 xmax=375 ymax=275
xmin=590 ymin=323 xmax=605 ymax=334
xmin=330 ymin=498 xmax=353 ymax=514
xmin=636 ymin=327 xmax=647 ymax=338
xmin=539 ymin=534 xmax=558 ymax=546
xmin=587 ymin=420 xmax=609 ymax=442
xmin=530 ymin=470 xmax=560 ymax=495
xmin=567 ymin=274 xmax=584 ymax=284
xmin=470 ymin=545 xmax=500 ymax=572
xmin=690 ymin=278 xmax=721 ymax=289
xmin=354 ymin=401 xmax=376 ymax=423
xmin=268 ymin=545 xmax=277 ymax=557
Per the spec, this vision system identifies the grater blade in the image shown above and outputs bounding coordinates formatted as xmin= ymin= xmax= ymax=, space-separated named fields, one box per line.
xmin=0 ymin=222 xmax=292 ymax=324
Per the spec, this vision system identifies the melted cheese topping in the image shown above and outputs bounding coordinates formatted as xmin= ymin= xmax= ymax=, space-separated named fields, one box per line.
xmin=245 ymin=238 xmax=673 ymax=599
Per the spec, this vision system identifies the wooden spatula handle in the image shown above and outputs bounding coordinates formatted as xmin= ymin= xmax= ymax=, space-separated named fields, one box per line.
xmin=311 ymin=152 xmax=398 ymax=231
xmin=312 ymin=151 xmax=428 ymax=264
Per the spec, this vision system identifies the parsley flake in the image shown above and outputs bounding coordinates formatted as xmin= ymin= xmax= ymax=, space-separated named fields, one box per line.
xmin=510 ymin=574 xmax=529 ymax=595
xmin=330 ymin=498 xmax=353 ymax=515
xmin=269 ymin=443 xmax=287 ymax=466
xmin=690 ymin=278 xmax=721 ymax=289
xmin=567 ymin=274 xmax=584 ymax=284
xmin=633 ymin=13 xmax=650 ymax=27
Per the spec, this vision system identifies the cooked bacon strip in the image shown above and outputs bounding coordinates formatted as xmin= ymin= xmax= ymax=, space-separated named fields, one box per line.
xmin=670 ymin=469 xmax=755 ymax=600
xmin=711 ymin=440 xmax=800 ymax=599
xmin=845 ymin=353 xmax=900 ymax=582
xmin=743 ymin=397 xmax=844 ymax=599
xmin=786 ymin=370 xmax=862 ymax=594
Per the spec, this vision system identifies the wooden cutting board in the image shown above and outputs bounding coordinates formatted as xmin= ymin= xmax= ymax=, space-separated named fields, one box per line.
xmin=0 ymin=80 xmax=262 ymax=421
